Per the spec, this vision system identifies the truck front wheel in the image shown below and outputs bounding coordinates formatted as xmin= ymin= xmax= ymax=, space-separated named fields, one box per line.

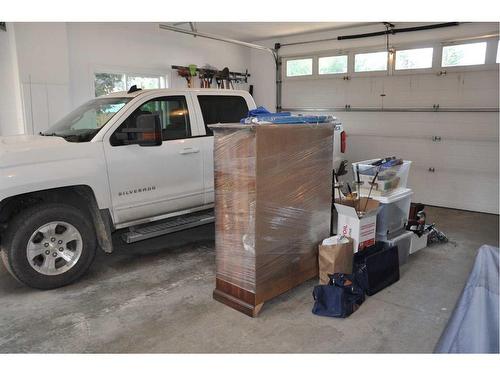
xmin=1 ymin=203 xmax=97 ymax=289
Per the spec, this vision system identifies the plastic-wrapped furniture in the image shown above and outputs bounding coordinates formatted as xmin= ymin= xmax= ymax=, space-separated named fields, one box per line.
xmin=210 ymin=123 xmax=333 ymax=317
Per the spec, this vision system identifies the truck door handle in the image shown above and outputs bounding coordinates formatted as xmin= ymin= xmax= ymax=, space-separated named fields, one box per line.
xmin=179 ymin=147 xmax=200 ymax=155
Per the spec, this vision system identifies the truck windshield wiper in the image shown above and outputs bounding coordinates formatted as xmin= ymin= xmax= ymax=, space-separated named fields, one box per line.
xmin=61 ymin=130 xmax=98 ymax=143
xmin=40 ymin=129 xmax=97 ymax=142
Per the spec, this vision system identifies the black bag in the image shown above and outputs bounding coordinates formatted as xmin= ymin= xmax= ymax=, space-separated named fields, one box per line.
xmin=312 ymin=273 xmax=365 ymax=318
xmin=353 ymin=243 xmax=400 ymax=296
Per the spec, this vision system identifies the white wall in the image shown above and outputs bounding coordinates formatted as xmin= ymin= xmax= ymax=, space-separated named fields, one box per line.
xmin=68 ymin=23 xmax=250 ymax=106
xmin=67 ymin=23 xmax=251 ymax=108
xmin=12 ymin=22 xmax=71 ymax=135
xmin=0 ymin=22 xmax=251 ymax=136
xmin=249 ymin=22 xmax=499 ymax=213
xmin=0 ymin=24 xmax=24 ymax=135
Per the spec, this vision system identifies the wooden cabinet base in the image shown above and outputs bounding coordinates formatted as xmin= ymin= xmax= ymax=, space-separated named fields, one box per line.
xmin=213 ymin=278 xmax=264 ymax=317
xmin=213 ymin=266 xmax=318 ymax=317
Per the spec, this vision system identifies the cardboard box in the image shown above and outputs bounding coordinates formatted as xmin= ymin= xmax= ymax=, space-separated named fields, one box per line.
xmin=335 ymin=198 xmax=380 ymax=252
xmin=318 ymin=237 xmax=354 ymax=284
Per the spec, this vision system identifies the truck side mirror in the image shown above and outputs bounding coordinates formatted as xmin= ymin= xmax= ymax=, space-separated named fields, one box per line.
xmin=119 ymin=114 xmax=163 ymax=146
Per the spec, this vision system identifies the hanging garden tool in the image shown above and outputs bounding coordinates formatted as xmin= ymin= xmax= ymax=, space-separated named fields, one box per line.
xmin=188 ymin=64 xmax=198 ymax=88
xmin=214 ymin=70 xmax=221 ymax=88
xmin=202 ymin=65 xmax=216 ymax=88
xmin=198 ymin=68 xmax=208 ymax=88
xmin=177 ymin=67 xmax=192 ymax=87
xmin=220 ymin=67 xmax=231 ymax=89
xmin=206 ymin=70 xmax=214 ymax=88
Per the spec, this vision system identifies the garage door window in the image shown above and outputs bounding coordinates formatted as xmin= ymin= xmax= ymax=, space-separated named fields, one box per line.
xmin=441 ymin=42 xmax=487 ymax=67
xmin=197 ymin=95 xmax=249 ymax=136
xmin=286 ymin=58 xmax=313 ymax=77
xmin=395 ymin=47 xmax=433 ymax=70
xmin=319 ymin=55 xmax=348 ymax=75
xmin=354 ymin=51 xmax=388 ymax=72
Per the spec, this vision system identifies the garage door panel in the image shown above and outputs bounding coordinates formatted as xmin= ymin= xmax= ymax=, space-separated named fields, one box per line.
xmin=282 ymin=66 xmax=498 ymax=213
xmin=460 ymin=88 xmax=499 ymax=107
xmin=346 ymin=135 xmax=498 ymax=173
xmin=345 ymin=136 xmax=499 ymax=214
xmin=282 ymin=80 xmax=341 ymax=107
xmin=337 ymin=112 xmax=498 ymax=141
xmin=409 ymin=168 xmax=499 ymax=214
xmin=283 ymin=71 xmax=499 ymax=109
xmin=341 ymin=125 xmax=498 ymax=213
xmin=461 ymin=70 xmax=500 ymax=90
xmin=416 ymin=74 xmax=461 ymax=92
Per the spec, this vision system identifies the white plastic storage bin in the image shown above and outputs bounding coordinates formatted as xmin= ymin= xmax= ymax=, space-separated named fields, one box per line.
xmin=377 ymin=230 xmax=413 ymax=265
xmin=352 ymin=159 xmax=412 ymax=197
xmin=409 ymin=232 xmax=428 ymax=254
xmin=372 ymin=188 xmax=413 ymax=237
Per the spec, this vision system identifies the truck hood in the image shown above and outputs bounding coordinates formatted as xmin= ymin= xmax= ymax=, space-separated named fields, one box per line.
xmin=0 ymin=135 xmax=93 ymax=168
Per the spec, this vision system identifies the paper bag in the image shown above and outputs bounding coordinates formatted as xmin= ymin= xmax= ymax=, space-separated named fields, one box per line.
xmin=318 ymin=237 xmax=354 ymax=284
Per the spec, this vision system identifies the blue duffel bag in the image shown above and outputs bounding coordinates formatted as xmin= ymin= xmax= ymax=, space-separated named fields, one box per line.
xmin=312 ymin=273 xmax=365 ymax=318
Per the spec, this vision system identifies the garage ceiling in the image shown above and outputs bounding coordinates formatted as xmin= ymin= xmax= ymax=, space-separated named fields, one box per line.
xmin=167 ymin=22 xmax=377 ymax=42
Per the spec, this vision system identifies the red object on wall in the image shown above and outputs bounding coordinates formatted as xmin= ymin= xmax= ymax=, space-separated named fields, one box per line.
xmin=341 ymin=131 xmax=347 ymax=153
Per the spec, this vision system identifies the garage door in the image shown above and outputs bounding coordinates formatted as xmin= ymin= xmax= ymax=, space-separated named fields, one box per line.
xmin=282 ymin=69 xmax=499 ymax=214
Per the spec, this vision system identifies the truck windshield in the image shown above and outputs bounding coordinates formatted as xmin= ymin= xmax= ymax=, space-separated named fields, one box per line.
xmin=42 ymin=97 xmax=131 ymax=142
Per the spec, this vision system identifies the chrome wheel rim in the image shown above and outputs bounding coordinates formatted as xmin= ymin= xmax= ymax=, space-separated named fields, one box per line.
xmin=26 ymin=221 xmax=83 ymax=276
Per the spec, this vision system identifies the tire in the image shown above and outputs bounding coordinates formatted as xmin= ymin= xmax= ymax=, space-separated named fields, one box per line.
xmin=1 ymin=203 xmax=97 ymax=289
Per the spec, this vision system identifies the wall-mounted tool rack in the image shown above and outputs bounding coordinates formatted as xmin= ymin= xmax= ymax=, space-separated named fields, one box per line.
xmin=171 ymin=65 xmax=251 ymax=83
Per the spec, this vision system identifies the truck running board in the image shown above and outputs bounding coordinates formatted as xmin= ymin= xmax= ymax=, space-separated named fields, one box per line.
xmin=122 ymin=209 xmax=215 ymax=243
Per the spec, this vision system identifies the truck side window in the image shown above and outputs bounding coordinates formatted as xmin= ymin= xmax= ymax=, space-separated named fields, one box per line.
xmin=110 ymin=96 xmax=191 ymax=146
xmin=197 ymin=95 xmax=249 ymax=136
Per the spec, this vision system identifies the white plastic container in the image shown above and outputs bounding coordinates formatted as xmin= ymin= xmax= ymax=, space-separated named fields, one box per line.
xmin=353 ymin=159 xmax=412 ymax=197
xmin=409 ymin=231 xmax=428 ymax=254
xmin=372 ymin=188 xmax=413 ymax=237
xmin=377 ymin=230 xmax=413 ymax=265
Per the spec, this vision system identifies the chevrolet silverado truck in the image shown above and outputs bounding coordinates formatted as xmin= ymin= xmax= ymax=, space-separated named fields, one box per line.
xmin=0 ymin=88 xmax=346 ymax=289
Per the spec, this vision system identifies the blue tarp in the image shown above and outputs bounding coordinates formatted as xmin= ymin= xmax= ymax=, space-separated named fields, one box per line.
xmin=240 ymin=106 xmax=331 ymax=124
xmin=434 ymin=245 xmax=499 ymax=353
xmin=247 ymin=106 xmax=291 ymax=118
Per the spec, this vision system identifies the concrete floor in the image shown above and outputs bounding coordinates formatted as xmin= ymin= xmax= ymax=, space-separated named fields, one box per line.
xmin=0 ymin=206 xmax=497 ymax=353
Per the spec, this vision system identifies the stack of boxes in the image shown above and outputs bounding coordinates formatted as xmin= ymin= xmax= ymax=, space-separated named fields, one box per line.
xmin=352 ymin=159 xmax=414 ymax=265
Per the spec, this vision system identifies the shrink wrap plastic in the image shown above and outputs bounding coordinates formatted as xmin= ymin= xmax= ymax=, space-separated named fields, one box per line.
xmin=210 ymin=123 xmax=333 ymax=294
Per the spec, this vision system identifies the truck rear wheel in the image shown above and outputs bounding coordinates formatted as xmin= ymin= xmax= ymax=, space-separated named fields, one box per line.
xmin=1 ymin=203 xmax=97 ymax=289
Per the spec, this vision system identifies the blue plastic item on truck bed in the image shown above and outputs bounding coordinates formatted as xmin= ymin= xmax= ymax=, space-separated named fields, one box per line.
xmin=240 ymin=106 xmax=332 ymax=124
xmin=247 ymin=106 xmax=291 ymax=117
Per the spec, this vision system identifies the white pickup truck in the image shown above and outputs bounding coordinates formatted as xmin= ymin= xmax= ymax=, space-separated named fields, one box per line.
xmin=0 ymin=88 xmax=346 ymax=289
